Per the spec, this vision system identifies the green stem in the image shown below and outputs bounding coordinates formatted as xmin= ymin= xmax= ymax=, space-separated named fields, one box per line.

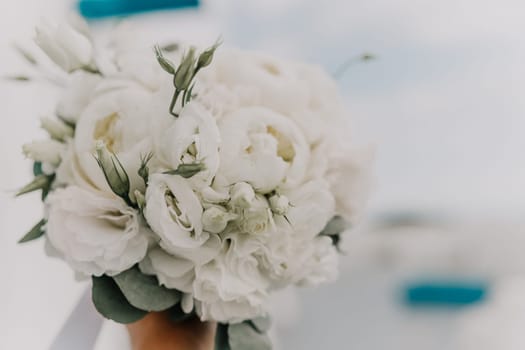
xmin=169 ymin=90 xmax=181 ymax=117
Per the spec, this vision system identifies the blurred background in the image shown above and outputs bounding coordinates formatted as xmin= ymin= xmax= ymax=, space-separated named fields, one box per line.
xmin=1 ymin=0 xmax=525 ymax=349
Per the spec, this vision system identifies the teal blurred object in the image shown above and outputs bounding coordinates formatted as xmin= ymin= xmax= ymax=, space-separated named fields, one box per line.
xmin=79 ymin=0 xmax=199 ymax=19
xmin=404 ymin=281 xmax=487 ymax=307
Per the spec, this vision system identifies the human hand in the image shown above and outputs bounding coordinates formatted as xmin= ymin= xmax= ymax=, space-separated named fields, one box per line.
xmin=127 ymin=312 xmax=216 ymax=350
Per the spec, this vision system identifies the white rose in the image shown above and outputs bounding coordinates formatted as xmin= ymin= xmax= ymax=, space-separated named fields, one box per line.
xmin=144 ymin=174 xmax=221 ymax=263
xmin=152 ymin=102 xmax=220 ymax=189
xmin=45 ymin=186 xmax=150 ymax=276
xmin=194 ymin=235 xmax=270 ymax=323
xmin=74 ymin=80 xmax=154 ymax=198
xmin=56 ymin=71 xmax=101 ymax=123
xmin=218 ymin=106 xmax=310 ymax=193
xmin=35 ymin=16 xmax=94 ymax=73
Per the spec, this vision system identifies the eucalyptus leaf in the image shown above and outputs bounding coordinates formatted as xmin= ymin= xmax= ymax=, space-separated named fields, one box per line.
xmin=249 ymin=316 xmax=271 ymax=333
xmin=214 ymin=323 xmax=231 ymax=350
xmin=92 ymin=275 xmax=147 ymax=324
xmin=18 ymin=219 xmax=45 ymax=243
xmin=228 ymin=322 xmax=272 ymax=350
xmin=113 ymin=266 xmax=181 ymax=312
xmin=320 ymin=215 xmax=348 ymax=236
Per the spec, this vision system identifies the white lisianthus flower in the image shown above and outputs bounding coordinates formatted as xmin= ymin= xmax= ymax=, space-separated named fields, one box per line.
xmin=218 ymin=106 xmax=309 ymax=193
xmin=194 ymin=235 xmax=270 ymax=323
xmin=139 ymin=247 xmax=195 ymax=293
xmin=22 ymin=139 xmax=65 ymax=166
xmin=144 ymin=174 xmax=221 ymax=263
xmin=35 ymin=16 xmax=94 ymax=73
xmin=294 ymin=236 xmax=339 ymax=287
xmin=56 ymin=71 xmax=101 ymax=124
xmin=74 ymin=80 xmax=154 ymax=198
xmin=284 ymin=179 xmax=336 ymax=239
xmin=45 ymin=186 xmax=150 ymax=276
xmin=326 ymin=144 xmax=374 ymax=223
xmin=152 ymin=103 xmax=220 ymax=188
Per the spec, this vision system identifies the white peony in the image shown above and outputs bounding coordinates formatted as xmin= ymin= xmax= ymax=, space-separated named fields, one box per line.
xmin=35 ymin=16 xmax=94 ymax=73
xmin=45 ymin=186 xmax=150 ymax=276
xmin=144 ymin=174 xmax=221 ymax=263
xmin=56 ymin=71 xmax=101 ymax=123
xmin=73 ymin=79 xmax=154 ymax=198
xmin=218 ymin=106 xmax=310 ymax=193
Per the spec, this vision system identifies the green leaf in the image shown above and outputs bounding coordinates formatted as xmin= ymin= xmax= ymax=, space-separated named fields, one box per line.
xmin=16 ymin=174 xmax=53 ymax=197
xmin=320 ymin=215 xmax=348 ymax=236
xmin=320 ymin=215 xmax=348 ymax=251
xmin=249 ymin=316 xmax=271 ymax=333
xmin=214 ymin=323 xmax=231 ymax=350
xmin=18 ymin=219 xmax=45 ymax=243
xmin=113 ymin=266 xmax=181 ymax=312
xmin=228 ymin=322 xmax=272 ymax=350
xmin=92 ymin=275 xmax=147 ymax=324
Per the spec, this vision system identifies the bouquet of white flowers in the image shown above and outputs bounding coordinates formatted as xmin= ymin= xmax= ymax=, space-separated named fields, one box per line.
xmin=15 ymin=15 xmax=370 ymax=349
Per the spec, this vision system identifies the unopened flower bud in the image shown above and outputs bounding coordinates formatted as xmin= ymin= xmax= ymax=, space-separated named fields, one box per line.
xmin=174 ymin=47 xmax=196 ymax=90
xmin=23 ymin=140 xmax=65 ymax=165
xmin=197 ymin=41 xmax=221 ymax=69
xmin=201 ymin=187 xmax=230 ymax=204
xmin=230 ymin=182 xmax=255 ymax=208
xmin=202 ymin=206 xmax=236 ymax=234
xmin=269 ymin=194 xmax=289 ymax=215
xmin=41 ymin=117 xmax=74 ymax=141
xmin=154 ymin=45 xmax=176 ymax=75
xmin=134 ymin=190 xmax=146 ymax=210
xmin=164 ymin=162 xmax=206 ymax=178
xmin=94 ymin=141 xmax=130 ymax=201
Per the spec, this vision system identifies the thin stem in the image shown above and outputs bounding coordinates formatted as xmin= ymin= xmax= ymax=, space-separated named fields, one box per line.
xmin=169 ymin=90 xmax=181 ymax=117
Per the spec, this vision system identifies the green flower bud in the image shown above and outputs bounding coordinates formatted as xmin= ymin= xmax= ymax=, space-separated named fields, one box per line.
xmin=163 ymin=162 xmax=206 ymax=178
xmin=174 ymin=47 xmax=196 ymax=90
xmin=134 ymin=190 xmax=146 ymax=211
xmin=154 ymin=45 xmax=176 ymax=75
xmin=197 ymin=41 xmax=221 ymax=69
xmin=94 ymin=141 xmax=130 ymax=202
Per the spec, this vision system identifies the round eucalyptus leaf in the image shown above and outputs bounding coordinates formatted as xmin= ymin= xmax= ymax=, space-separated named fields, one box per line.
xmin=228 ymin=322 xmax=272 ymax=350
xmin=113 ymin=266 xmax=181 ymax=312
xmin=91 ymin=276 xmax=147 ymax=324
xmin=249 ymin=316 xmax=271 ymax=333
xmin=214 ymin=323 xmax=231 ymax=350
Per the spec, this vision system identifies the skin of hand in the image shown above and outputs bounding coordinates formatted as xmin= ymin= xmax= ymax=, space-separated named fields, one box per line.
xmin=127 ymin=312 xmax=216 ymax=350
